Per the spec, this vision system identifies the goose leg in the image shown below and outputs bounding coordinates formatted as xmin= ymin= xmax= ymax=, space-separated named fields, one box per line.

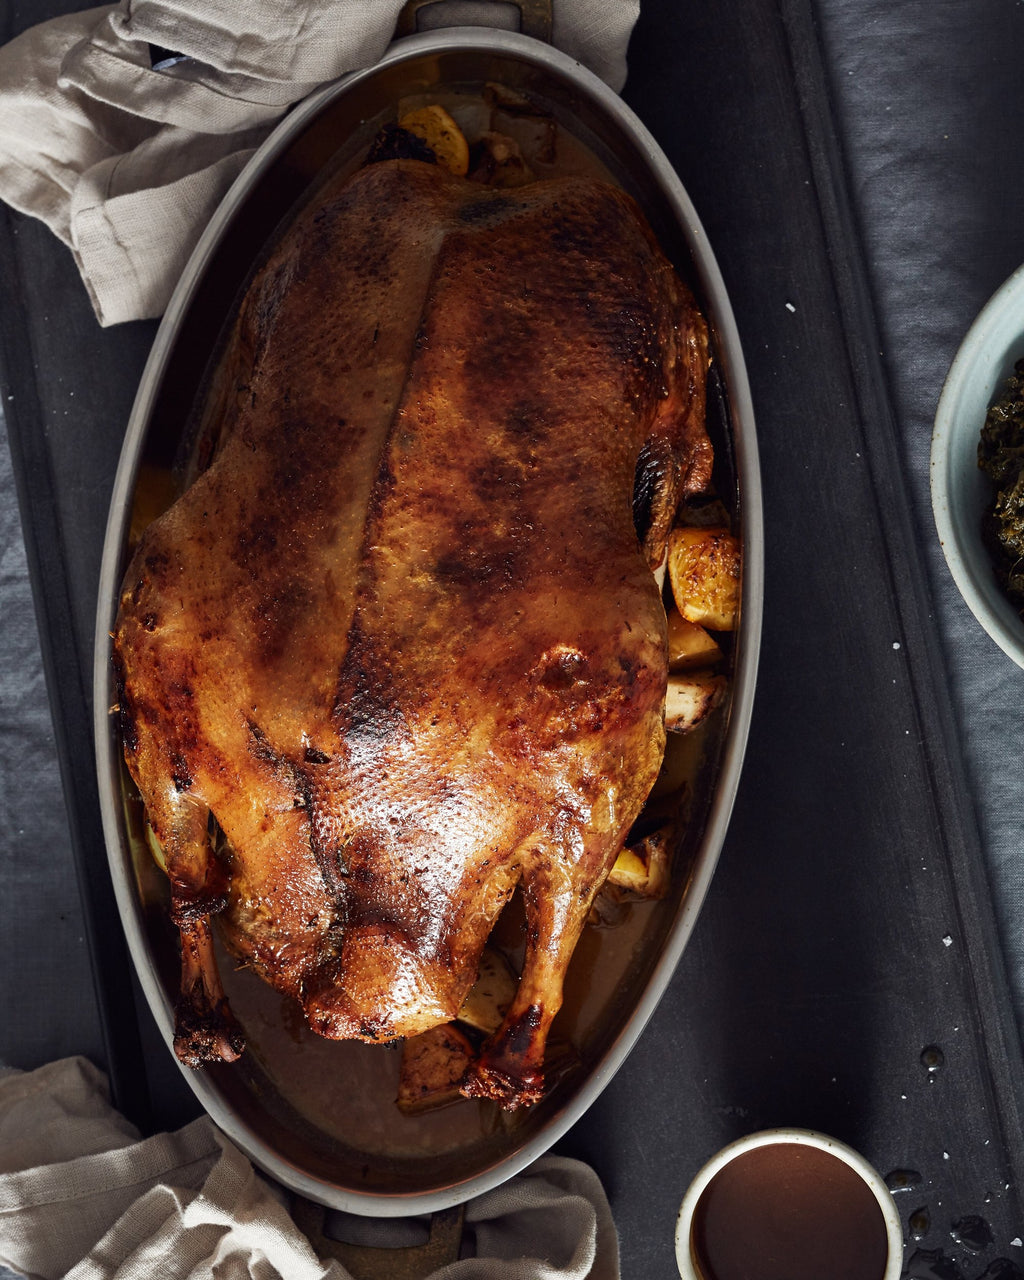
xmin=463 ymin=859 xmax=588 ymax=1109
xmin=149 ymin=790 xmax=243 ymax=1066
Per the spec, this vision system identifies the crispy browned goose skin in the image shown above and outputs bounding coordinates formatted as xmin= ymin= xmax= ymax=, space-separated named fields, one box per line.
xmin=114 ymin=158 xmax=711 ymax=1108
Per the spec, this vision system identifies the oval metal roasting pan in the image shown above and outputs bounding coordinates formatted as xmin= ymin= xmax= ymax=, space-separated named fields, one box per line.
xmin=93 ymin=26 xmax=763 ymax=1215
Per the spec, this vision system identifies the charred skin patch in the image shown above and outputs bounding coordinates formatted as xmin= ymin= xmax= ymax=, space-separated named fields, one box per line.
xmin=249 ymin=579 xmax=315 ymax=666
xmin=366 ymin=124 xmax=439 ymax=167
xmin=111 ymin=648 xmax=139 ymax=755
xmin=432 ymin=535 xmax=529 ymax=596
xmin=229 ymin=518 xmax=278 ymax=573
xmin=633 ymin=437 xmax=674 ymax=546
xmin=334 ymin=630 xmax=409 ymax=747
xmin=504 ymin=398 xmax=550 ymax=445
xmin=463 ymin=1003 xmax=546 ymax=1108
xmin=171 ymin=753 xmax=194 ymax=792
xmin=456 ymin=193 xmax=506 ymax=225
xmin=170 ymin=890 xmax=229 ymax=925
xmin=173 ymin=984 xmax=244 ymax=1068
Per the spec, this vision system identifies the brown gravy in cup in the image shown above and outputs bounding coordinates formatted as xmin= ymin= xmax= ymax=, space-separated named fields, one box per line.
xmin=691 ymin=1141 xmax=890 ymax=1280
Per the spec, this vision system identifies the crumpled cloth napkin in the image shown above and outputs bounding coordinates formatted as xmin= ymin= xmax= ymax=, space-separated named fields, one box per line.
xmin=0 ymin=1057 xmax=619 ymax=1279
xmin=0 ymin=0 xmax=638 ymax=327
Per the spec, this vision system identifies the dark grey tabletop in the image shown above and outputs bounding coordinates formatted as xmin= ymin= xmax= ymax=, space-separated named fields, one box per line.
xmin=3 ymin=2 xmax=1024 ymax=1277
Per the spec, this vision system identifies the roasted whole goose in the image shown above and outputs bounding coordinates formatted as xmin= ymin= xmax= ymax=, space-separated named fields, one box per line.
xmin=113 ymin=154 xmax=712 ymax=1109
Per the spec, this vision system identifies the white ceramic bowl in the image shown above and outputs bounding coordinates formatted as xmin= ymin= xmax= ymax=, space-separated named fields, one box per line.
xmin=674 ymin=1128 xmax=904 ymax=1280
xmin=931 ymin=262 xmax=1024 ymax=668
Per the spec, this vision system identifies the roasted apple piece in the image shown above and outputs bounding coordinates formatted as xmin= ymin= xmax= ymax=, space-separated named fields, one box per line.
xmin=397 ymin=1024 xmax=475 ymax=1115
xmin=468 ymin=131 xmax=534 ymax=188
xmin=667 ymin=609 xmax=723 ymax=671
xmin=664 ymin=671 xmax=728 ymax=734
xmin=606 ymin=822 xmax=675 ymax=899
xmin=667 ymin=526 xmax=741 ymax=631
xmin=458 ymin=948 xmax=517 ymax=1037
xmin=397 ymin=105 xmax=470 ymax=176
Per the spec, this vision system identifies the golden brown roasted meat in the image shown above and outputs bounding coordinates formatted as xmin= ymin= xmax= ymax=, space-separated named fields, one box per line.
xmin=113 ymin=158 xmax=711 ymax=1108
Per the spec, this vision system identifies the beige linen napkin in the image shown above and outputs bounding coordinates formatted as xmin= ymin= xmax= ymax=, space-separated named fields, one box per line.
xmin=0 ymin=0 xmax=639 ymax=326
xmin=0 ymin=1057 xmax=620 ymax=1279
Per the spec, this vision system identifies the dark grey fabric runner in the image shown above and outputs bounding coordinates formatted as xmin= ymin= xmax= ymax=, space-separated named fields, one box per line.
xmin=0 ymin=403 xmax=102 ymax=1068
xmin=816 ymin=0 xmax=1024 ymax=1023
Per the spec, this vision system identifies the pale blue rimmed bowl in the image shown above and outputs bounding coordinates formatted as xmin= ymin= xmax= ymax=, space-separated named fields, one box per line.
xmin=931 ymin=262 xmax=1024 ymax=669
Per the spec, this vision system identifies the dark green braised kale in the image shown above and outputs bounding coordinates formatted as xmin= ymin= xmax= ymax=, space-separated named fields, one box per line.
xmin=978 ymin=358 xmax=1024 ymax=610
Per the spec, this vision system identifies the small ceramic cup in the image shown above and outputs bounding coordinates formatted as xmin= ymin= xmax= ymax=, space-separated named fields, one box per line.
xmin=674 ymin=1128 xmax=904 ymax=1280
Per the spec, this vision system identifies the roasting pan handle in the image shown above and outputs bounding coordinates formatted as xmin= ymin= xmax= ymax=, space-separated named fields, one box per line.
xmin=291 ymin=1197 xmax=466 ymax=1279
xmin=395 ymin=0 xmax=553 ymax=44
